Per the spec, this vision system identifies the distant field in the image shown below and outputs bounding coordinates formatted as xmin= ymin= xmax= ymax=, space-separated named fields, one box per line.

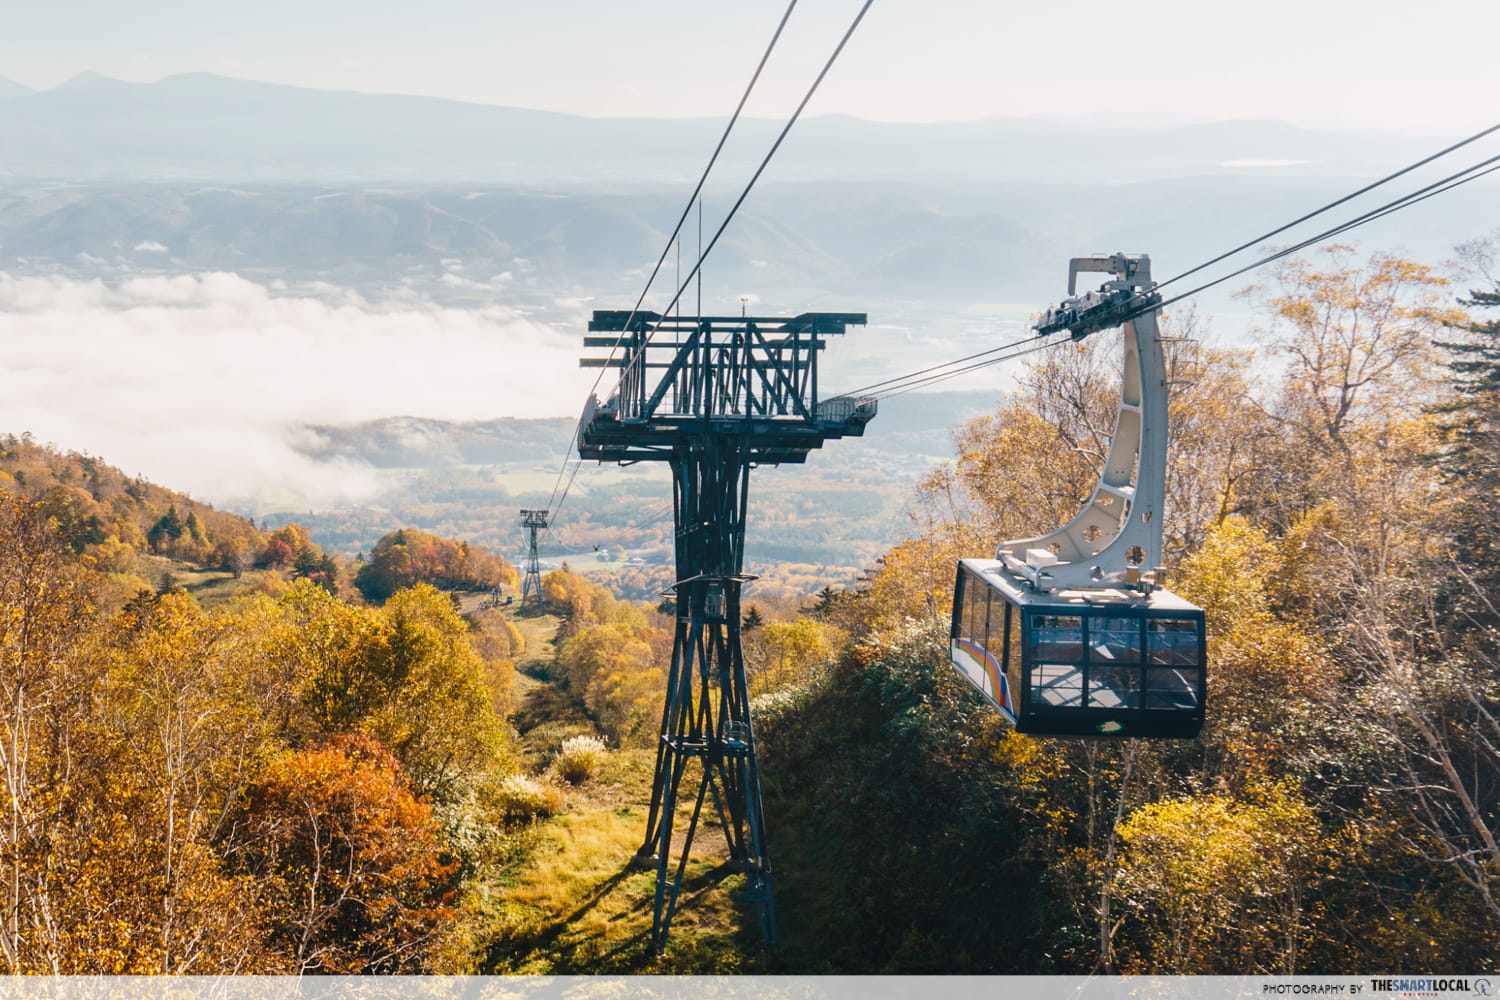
xmin=261 ymin=392 xmax=998 ymax=597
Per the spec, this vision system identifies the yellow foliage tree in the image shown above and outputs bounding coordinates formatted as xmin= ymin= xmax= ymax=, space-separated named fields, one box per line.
xmin=364 ymin=585 xmax=510 ymax=800
xmin=557 ymin=621 xmax=664 ymax=746
xmin=1175 ymin=517 xmax=1337 ymax=785
xmin=0 ymin=497 xmax=275 ymax=973
xmin=1113 ymin=785 xmax=1339 ymax=973
xmin=747 ymin=617 xmax=846 ymax=695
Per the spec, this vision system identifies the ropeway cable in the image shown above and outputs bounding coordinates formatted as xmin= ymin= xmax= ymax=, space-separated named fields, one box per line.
xmin=1156 ymin=120 xmax=1500 ymax=292
xmin=550 ymin=0 xmax=877 ymax=534
xmin=553 ymin=14 xmax=1497 ymax=536
xmin=838 ymin=331 xmax=1048 ymax=398
xmin=1146 ymin=148 xmax=1500 ymax=319
xmin=615 ymin=0 xmax=877 ymax=375
xmin=538 ymin=0 xmax=806 ymax=532
xmin=835 ymin=144 xmax=1500 ymax=401
xmin=586 ymin=0 xmax=802 ymax=397
xmin=867 ymin=335 xmax=1071 ymax=400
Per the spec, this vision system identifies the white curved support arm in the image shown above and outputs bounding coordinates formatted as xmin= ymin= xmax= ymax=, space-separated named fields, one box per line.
xmin=998 ymin=255 xmax=1167 ymax=592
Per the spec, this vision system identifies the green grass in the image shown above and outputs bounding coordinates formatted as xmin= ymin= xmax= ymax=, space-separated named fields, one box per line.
xmin=138 ymin=558 xmax=274 ymax=609
xmin=481 ymin=611 xmax=768 ymax=974
xmin=476 ymin=748 xmax=768 ymax=974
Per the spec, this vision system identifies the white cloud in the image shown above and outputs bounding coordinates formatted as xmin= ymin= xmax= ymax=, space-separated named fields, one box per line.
xmin=0 ymin=272 xmax=593 ymax=508
xmin=132 ymin=240 xmax=169 ymax=253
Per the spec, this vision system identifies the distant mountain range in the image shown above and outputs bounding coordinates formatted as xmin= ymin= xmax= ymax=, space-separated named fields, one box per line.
xmin=0 ymin=70 xmax=1467 ymax=187
xmin=3 ymin=71 xmax=1495 ymax=562
xmin=2 ymin=173 xmax=1489 ymax=318
xmin=1 ymin=71 xmax=1495 ymax=336
xmin=294 ymin=390 xmax=993 ymax=473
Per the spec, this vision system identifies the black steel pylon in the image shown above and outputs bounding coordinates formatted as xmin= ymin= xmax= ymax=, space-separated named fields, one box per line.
xmin=578 ymin=309 xmax=876 ymax=952
xmin=519 ymin=508 xmax=548 ymax=611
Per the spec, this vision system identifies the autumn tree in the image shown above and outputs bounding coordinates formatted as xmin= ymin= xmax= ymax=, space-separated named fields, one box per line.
xmin=465 ymin=606 xmax=524 ymax=718
xmin=1157 ymin=323 xmax=1269 ymax=555
xmin=1351 ymin=633 xmax=1500 ymax=929
xmin=1174 ymin=517 xmax=1338 ymax=786
xmin=259 ymin=581 xmax=513 ymax=802
xmin=239 ymin=733 xmax=458 ymax=973
xmin=213 ymin=535 xmax=255 ymax=579
xmin=1245 ymin=246 xmax=1456 ymax=453
xmin=1235 ymin=249 xmax=1455 ymax=604
xmin=555 ymin=612 xmax=666 ymax=747
xmin=355 ymin=529 xmax=518 ymax=604
xmin=271 ymin=581 xmax=395 ymax=735
xmin=858 ymin=312 xmax=1258 ymax=636
xmin=92 ymin=590 xmax=282 ymax=972
xmin=1112 ymin=785 xmax=1339 ymax=973
xmin=541 ymin=565 xmax=617 ymax=639
xmin=0 ymin=492 xmax=101 ymax=969
xmin=745 ymin=617 xmax=845 ymax=696
xmin=363 ymin=585 xmax=510 ymax=800
xmin=37 ymin=484 xmax=106 ymax=554
xmin=0 ymin=496 xmax=273 ymax=973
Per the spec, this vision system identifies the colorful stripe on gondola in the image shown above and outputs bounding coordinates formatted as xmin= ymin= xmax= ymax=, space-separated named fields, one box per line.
xmin=951 ymin=636 xmax=1015 ymax=720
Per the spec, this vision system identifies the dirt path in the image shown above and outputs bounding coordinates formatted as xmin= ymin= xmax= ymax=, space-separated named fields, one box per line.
xmin=513 ymin=612 xmax=560 ymax=672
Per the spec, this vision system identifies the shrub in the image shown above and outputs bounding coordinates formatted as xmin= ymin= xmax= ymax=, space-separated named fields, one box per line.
xmin=240 ymin=733 xmax=459 ymax=973
xmin=552 ymin=734 xmax=609 ymax=785
xmin=493 ymin=774 xmax=565 ymax=822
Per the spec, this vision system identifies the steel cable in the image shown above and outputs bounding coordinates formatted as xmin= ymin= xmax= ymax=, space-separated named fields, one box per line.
xmin=540 ymin=0 xmax=808 ymax=529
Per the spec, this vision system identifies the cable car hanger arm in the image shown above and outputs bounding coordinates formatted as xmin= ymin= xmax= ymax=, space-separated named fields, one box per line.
xmin=1001 ymin=253 xmax=1167 ymax=593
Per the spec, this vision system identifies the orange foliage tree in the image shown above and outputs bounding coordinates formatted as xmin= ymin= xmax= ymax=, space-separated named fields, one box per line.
xmin=239 ymin=733 xmax=459 ymax=974
xmin=355 ymin=529 xmax=519 ymax=603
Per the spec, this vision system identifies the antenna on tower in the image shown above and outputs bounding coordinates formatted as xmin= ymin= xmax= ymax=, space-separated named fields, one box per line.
xmin=519 ymin=509 xmax=549 ymax=612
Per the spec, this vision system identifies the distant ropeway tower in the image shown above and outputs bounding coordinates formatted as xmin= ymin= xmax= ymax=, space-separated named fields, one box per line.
xmin=519 ymin=509 xmax=549 ymax=611
xmin=579 ymin=308 xmax=876 ymax=952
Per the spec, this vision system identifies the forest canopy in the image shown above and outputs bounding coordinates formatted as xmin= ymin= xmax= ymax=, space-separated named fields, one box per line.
xmin=0 ymin=244 xmax=1495 ymax=973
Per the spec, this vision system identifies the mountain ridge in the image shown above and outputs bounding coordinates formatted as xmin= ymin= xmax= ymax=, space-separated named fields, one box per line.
xmin=0 ymin=70 xmax=1458 ymax=186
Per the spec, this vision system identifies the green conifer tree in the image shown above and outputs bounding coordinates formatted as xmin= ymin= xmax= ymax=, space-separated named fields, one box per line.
xmin=1431 ymin=288 xmax=1500 ymax=574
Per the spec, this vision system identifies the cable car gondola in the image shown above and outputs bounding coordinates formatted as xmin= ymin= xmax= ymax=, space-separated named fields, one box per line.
xmin=952 ymin=558 xmax=1204 ymax=737
xmin=948 ymin=254 xmax=1206 ymax=738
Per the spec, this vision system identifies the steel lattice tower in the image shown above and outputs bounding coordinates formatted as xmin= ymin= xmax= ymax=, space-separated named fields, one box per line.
xmin=519 ymin=509 xmax=548 ymax=611
xmin=579 ymin=309 xmax=875 ymax=951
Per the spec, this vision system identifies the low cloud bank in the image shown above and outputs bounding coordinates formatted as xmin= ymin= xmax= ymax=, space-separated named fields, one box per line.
xmin=0 ymin=272 xmax=593 ymax=508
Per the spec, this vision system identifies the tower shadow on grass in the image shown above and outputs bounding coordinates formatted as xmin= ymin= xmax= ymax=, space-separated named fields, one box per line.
xmin=482 ymin=861 xmax=646 ymax=973
xmin=482 ymin=858 xmax=762 ymax=973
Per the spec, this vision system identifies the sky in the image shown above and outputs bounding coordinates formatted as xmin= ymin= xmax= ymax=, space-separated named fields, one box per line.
xmin=4 ymin=0 xmax=1498 ymax=132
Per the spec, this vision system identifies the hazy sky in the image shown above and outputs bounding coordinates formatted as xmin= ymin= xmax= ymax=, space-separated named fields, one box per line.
xmin=5 ymin=0 xmax=1496 ymax=132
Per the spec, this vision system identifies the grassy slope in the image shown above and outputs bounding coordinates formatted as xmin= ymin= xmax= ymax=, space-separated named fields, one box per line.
xmin=479 ymin=612 xmax=768 ymax=973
